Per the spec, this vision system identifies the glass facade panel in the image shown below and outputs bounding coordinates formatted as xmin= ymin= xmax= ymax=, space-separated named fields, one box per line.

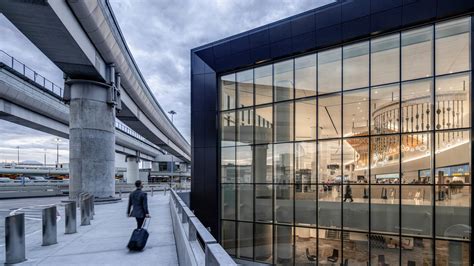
xmin=220 ymin=73 xmax=236 ymax=110
xmin=318 ymin=93 xmax=341 ymax=139
xmin=343 ymin=89 xmax=369 ymax=137
xmin=218 ymin=16 xmax=472 ymax=265
xmin=295 ymin=54 xmax=317 ymax=98
xmin=295 ymin=98 xmax=316 ymax=141
xmin=237 ymin=107 xmax=253 ymax=145
xmin=221 ymin=146 xmax=235 ymax=183
xmin=237 ymin=70 xmax=253 ymax=108
xmin=236 ymin=145 xmax=252 ymax=183
xmin=343 ymin=41 xmax=369 ymax=90
xmin=371 ymin=33 xmax=400 ymax=86
xmin=255 ymin=65 xmax=273 ymax=105
xmin=255 ymin=105 xmax=273 ymax=144
xmin=274 ymin=59 xmax=294 ymax=102
xmin=436 ymin=17 xmax=471 ymax=75
xmin=274 ymin=101 xmax=294 ymax=142
xmin=318 ymin=48 xmax=342 ymax=94
xmin=402 ymin=26 xmax=433 ymax=80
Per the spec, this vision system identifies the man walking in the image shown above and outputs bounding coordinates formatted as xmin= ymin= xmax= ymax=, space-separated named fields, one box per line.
xmin=127 ymin=180 xmax=150 ymax=228
xmin=343 ymin=183 xmax=354 ymax=203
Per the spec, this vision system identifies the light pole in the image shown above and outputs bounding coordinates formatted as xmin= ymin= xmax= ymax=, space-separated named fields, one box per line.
xmin=55 ymin=138 xmax=61 ymax=167
xmin=168 ymin=110 xmax=176 ymax=189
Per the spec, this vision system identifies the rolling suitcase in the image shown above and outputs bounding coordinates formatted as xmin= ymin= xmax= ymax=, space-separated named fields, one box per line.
xmin=127 ymin=218 xmax=150 ymax=251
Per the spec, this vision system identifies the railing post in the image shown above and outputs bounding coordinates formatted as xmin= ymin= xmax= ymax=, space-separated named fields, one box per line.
xmin=88 ymin=196 xmax=94 ymax=220
xmin=80 ymin=195 xmax=90 ymax=226
xmin=5 ymin=213 xmax=26 ymax=264
xmin=42 ymin=206 xmax=57 ymax=246
xmin=65 ymin=201 xmax=77 ymax=234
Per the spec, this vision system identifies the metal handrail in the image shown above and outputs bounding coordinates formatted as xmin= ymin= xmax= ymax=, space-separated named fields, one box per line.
xmin=169 ymin=189 xmax=236 ymax=265
xmin=0 ymin=49 xmax=63 ymax=97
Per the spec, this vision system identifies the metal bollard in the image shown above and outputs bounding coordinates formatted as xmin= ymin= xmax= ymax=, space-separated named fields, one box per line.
xmin=42 ymin=206 xmax=57 ymax=246
xmin=80 ymin=197 xmax=90 ymax=226
xmin=89 ymin=196 xmax=94 ymax=220
xmin=151 ymin=186 xmax=154 ymax=197
xmin=119 ymin=188 xmax=122 ymax=198
xmin=5 ymin=213 xmax=26 ymax=264
xmin=65 ymin=201 xmax=77 ymax=234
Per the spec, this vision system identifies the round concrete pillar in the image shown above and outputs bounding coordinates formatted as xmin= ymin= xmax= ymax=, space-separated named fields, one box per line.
xmin=68 ymin=80 xmax=115 ymax=200
xmin=126 ymin=156 xmax=139 ymax=184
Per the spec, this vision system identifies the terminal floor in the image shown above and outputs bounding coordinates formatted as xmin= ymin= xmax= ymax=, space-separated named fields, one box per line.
xmin=0 ymin=194 xmax=178 ymax=265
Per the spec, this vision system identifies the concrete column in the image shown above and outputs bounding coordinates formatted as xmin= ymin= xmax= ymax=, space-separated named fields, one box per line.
xmin=68 ymin=80 xmax=115 ymax=200
xmin=254 ymin=145 xmax=268 ymax=183
xmin=126 ymin=156 xmax=139 ymax=184
xmin=151 ymin=161 xmax=159 ymax=171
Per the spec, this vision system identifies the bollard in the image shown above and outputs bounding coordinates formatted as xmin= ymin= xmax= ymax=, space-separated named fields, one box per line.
xmin=65 ymin=201 xmax=77 ymax=234
xmin=119 ymin=187 xmax=122 ymax=198
xmin=5 ymin=213 xmax=26 ymax=264
xmin=89 ymin=196 xmax=94 ymax=220
xmin=80 ymin=197 xmax=90 ymax=226
xmin=151 ymin=186 xmax=154 ymax=197
xmin=42 ymin=206 xmax=57 ymax=246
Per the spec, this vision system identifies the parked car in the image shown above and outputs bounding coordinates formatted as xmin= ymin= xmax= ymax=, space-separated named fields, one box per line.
xmin=0 ymin=177 xmax=13 ymax=183
xmin=29 ymin=176 xmax=47 ymax=182
xmin=14 ymin=176 xmax=31 ymax=183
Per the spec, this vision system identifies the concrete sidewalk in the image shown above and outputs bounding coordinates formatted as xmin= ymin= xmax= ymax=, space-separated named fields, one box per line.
xmin=4 ymin=194 xmax=178 ymax=265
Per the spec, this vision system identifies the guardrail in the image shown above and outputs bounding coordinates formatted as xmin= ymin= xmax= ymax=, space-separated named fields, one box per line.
xmin=0 ymin=49 xmax=63 ymax=97
xmin=169 ymin=189 xmax=236 ymax=266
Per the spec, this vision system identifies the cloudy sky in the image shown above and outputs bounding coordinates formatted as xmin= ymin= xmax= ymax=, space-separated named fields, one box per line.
xmin=0 ymin=0 xmax=333 ymax=164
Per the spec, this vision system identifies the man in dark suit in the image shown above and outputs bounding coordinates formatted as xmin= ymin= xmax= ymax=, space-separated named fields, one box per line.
xmin=127 ymin=180 xmax=150 ymax=229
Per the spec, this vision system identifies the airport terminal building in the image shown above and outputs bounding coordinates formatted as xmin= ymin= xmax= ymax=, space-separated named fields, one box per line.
xmin=191 ymin=1 xmax=473 ymax=264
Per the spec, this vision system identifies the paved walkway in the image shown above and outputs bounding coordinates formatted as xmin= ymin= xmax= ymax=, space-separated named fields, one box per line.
xmin=1 ymin=194 xmax=178 ymax=265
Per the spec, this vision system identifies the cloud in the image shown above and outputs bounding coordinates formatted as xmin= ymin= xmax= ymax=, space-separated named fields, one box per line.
xmin=0 ymin=1 xmax=333 ymax=161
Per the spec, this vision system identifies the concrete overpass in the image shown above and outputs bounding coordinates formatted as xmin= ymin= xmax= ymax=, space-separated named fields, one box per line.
xmin=0 ymin=0 xmax=191 ymax=199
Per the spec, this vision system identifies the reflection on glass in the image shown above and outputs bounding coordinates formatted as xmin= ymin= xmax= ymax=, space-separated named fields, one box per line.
xmin=436 ymin=17 xmax=471 ymax=75
xmin=274 ymin=59 xmax=294 ymax=101
xmin=401 ymin=185 xmax=432 ymax=236
xmin=274 ymin=101 xmax=294 ymax=142
xmin=296 ymin=141 xmax=317 ymax=185
xmin=295 ymin=227 xmax=317 ymax=265
xmin=343 ymin=41 xmax=369 ymax=90
xmin=255 ymin=184 xmax=272 ymax=222
xmin=295 ymin=54 xmax=316 ymax=98
xmin=237 ymin=108 xmax=253 ymax=145
xmin=401 ymin=133 xmax=432 ymax=184
xmin=343 ymin=185 xmax=369 ymax=231
xmin=343 ymin=138 xmax=369 ymax=182
xmin=220 ymin=73 xmax=236 ymax=110
xmin=343 ymin=89 xmax=369 ymax=137
xmin=401 ymin=238 xmax=433 ymax=265
xmin=237 ymin=70 xmax=253 ymax=107
xmin=274 ymin=143 xmax=293 ymax=184
xmin=221 ymin=111 xmax=236 ymax=147
xmin=370 ymin=234 xmax=400 ymax=265
xmin=318 ymin=229 xmax=342 ymax=264
xmin=275 ymin=225 xmax=294 ymax=264
xmin=237 ymin=184 xmax=253 ymax=221
xmin=236 ymin=145 xmax=252 ymax=183
xmin=435 ymin=73 xmax=471 ymax=130
xmin=255 ymin=105 xmax=273 ymax=144
xmin=402 ymin=79 xmax=433 ymax=133
xmin=222 ymin=184 xmax=235 ymax=220
xmin=254 ymin=144 xmax=272 ymax=183
xmin=318 ymin=48 xmax=341 ymax=94
xmin=371 ymin=135 xmax=400 ymax=183
xmin=255 ymin=65 xmax=273 ymax=104
xmin=296 ymin=98 xmax=316 ymax=141
xmin=275 ymin=185 xmax=293 ymax=224
xmin=318 ymin=93 xmax=341 ymax=139
xmin=237 ymin=222 xmax=253 ymax=259
xmin=318 ymin=140 xmax=341 ymax=183
xmin=402 ymin=26 xmax=433 ymax=80
xmin=255 ymin=223 xmax=273 ymax=263
xmin=295 ymin=184 xmax=316 ymax=226
xmin=371 ymin=33 xmax=400 ymax=86
xmin=221 ymin=146 xmax=235 ymax=183
xmin=371 ymin=185 xmax=400 ymax=234
xmin=343 ymin=232 xmax=369 ymax=265
xmin=371 ymin=84 xmax=400 ymax=134
xmin=435 ymin=240 xmax=470 ymax=265
xmin=221 ymin=220 xmax=236 ymax=255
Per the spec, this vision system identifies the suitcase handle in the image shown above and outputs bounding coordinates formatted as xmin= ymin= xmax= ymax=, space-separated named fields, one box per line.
xmin=142 ymin=217 xmax=151 ymax=230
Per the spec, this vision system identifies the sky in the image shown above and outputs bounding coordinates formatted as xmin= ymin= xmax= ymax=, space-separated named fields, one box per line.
xmin=0 ymin=0 xmax=333 ymax=164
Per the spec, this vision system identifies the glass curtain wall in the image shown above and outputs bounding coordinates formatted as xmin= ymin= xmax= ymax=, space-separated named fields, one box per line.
xmin=219 ymin=16 xmax=472 ymax=265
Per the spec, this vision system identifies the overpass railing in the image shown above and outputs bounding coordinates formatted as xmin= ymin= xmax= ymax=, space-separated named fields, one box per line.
xmin=169 ymin=188 xmax=236 ymax=266
xmin=0 ymin=49 xmax=63 ymax=97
